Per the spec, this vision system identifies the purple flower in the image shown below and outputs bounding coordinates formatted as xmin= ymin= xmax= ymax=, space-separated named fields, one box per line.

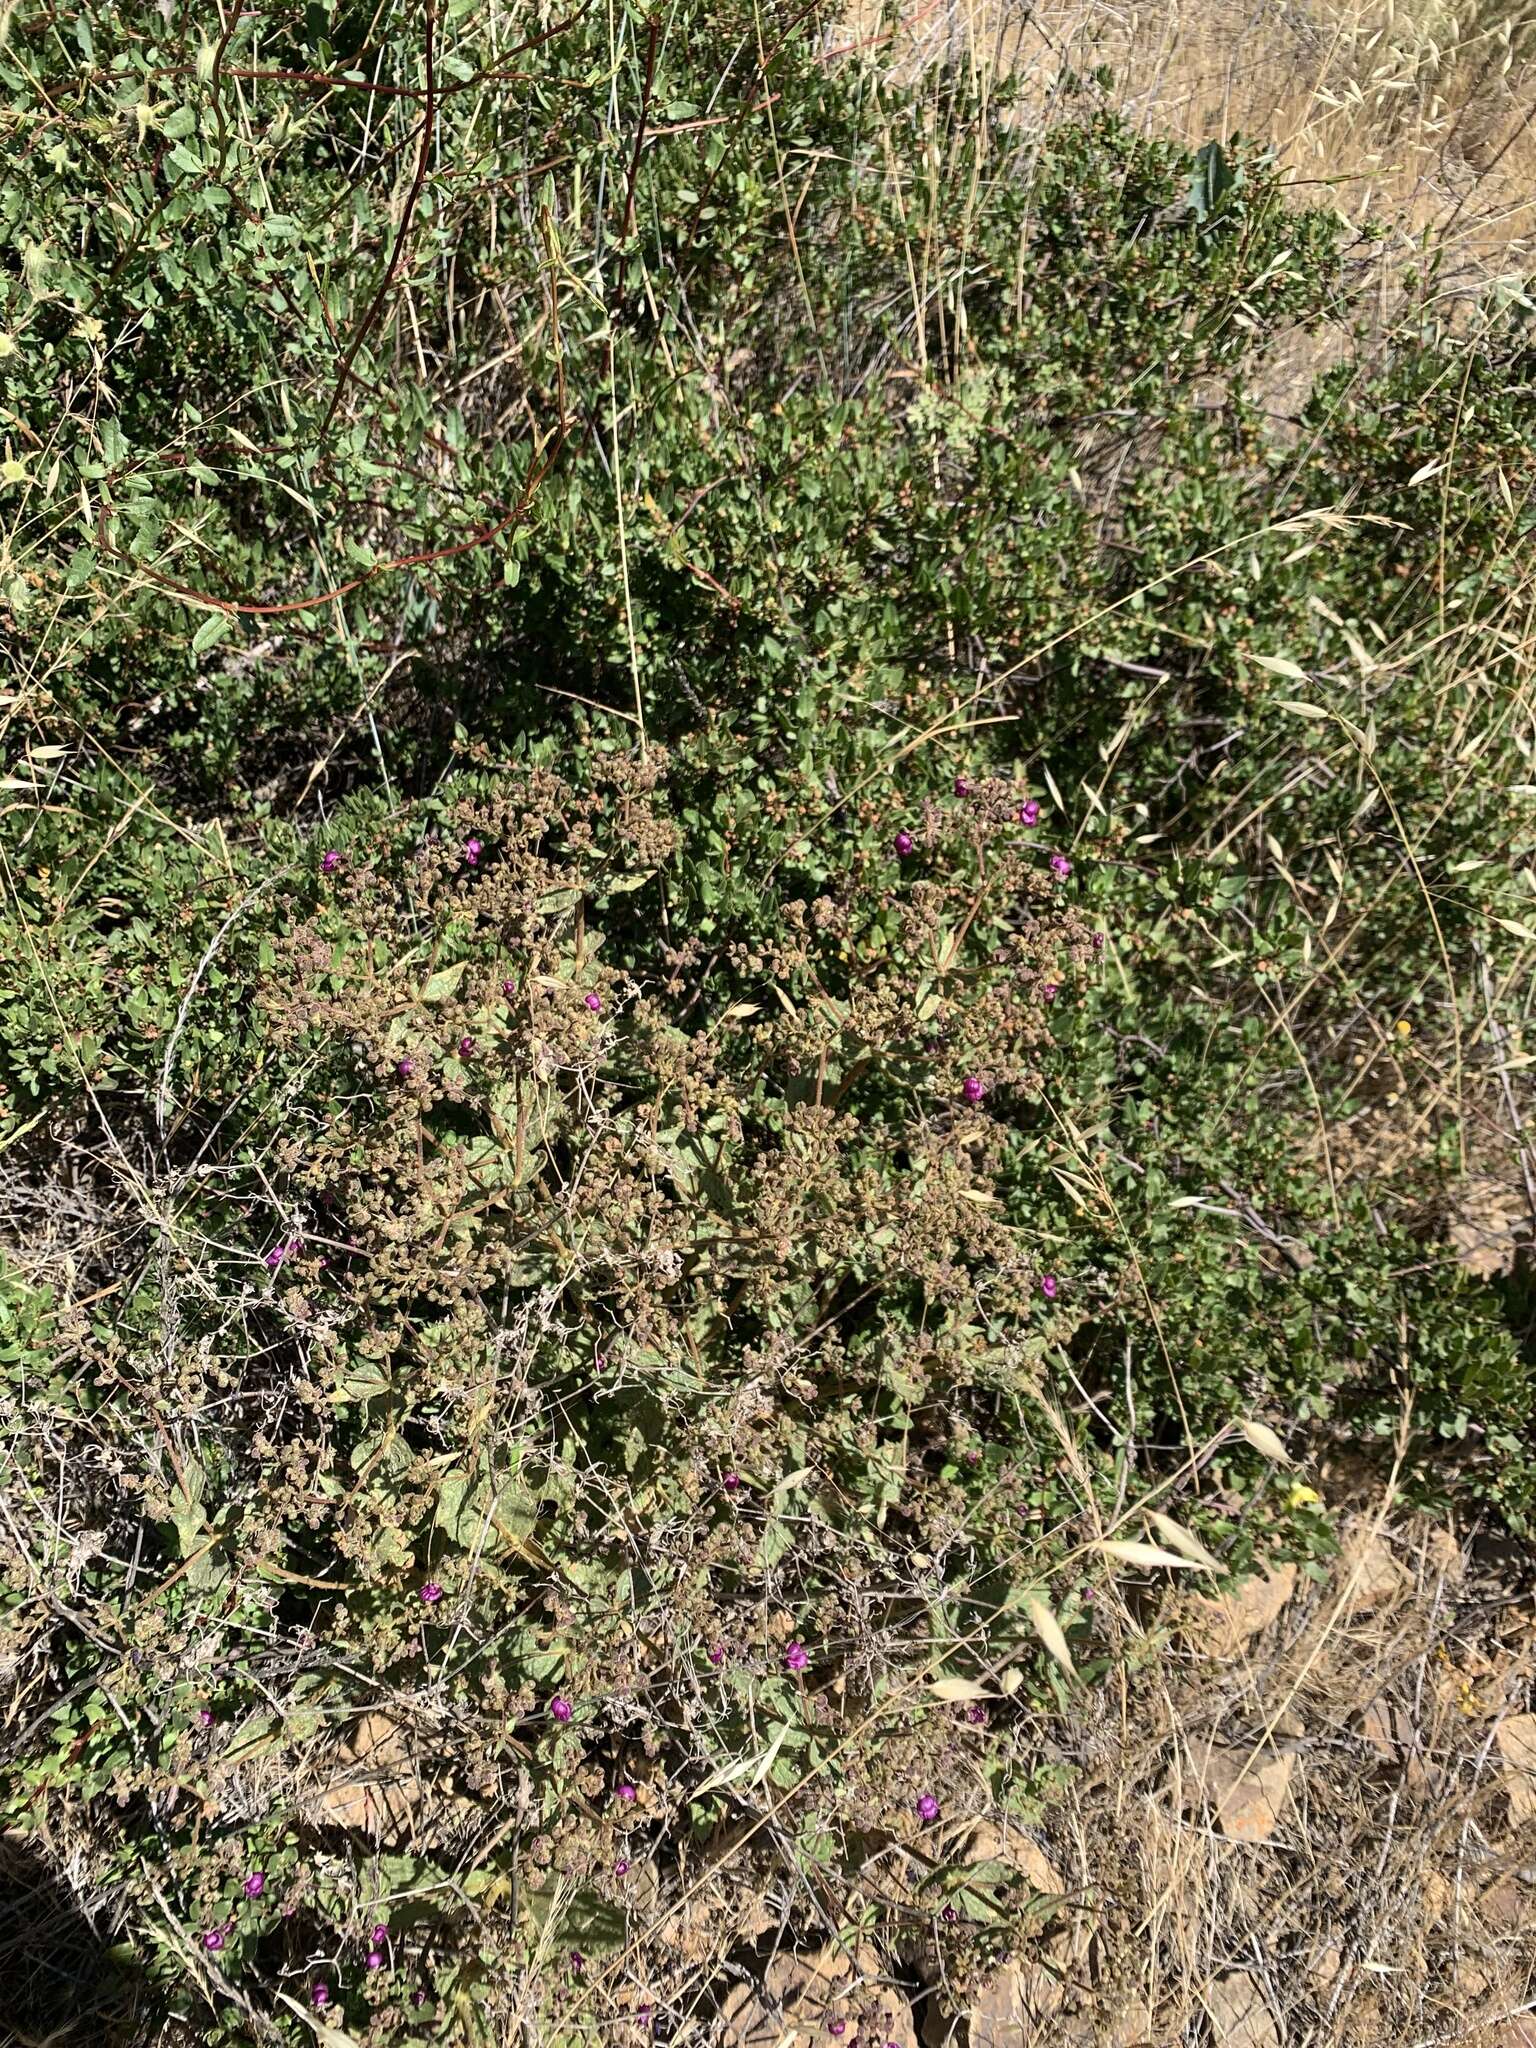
xmin=722 ymin=1472 xmax=741 ymax=1493
xmin=830 ymin=2025 xmax=847 ymax=2038
xmin=197 ymin=1707 xmax=214 ymax=1729
xmin=617 ymin=1783 xmax=637 ymax=1803
xmin=584 ymin=992 xmax=602 ymax=1013
xmin=464 ymin=837 xmax=483 ymax=866
xmin=412 ymin=1991 xmax=427 ymax=2008
xmin=1041 ymin=982 xmax=1059 ymax=1003
xmin=550 ymin=1696 xmax=573 ymax=1723
xmin=1018 ymin=799 xmax=1041 ymax=826
xmin=894 ymin=830 xmax=914 ymax=856
xmin=397 ymin=1056 xmax=415 ymax=1080
xmin=785 ymin=1641 xmax=809 ymax=1673
xmin=961 ymin=1075 xmax=985 ymax=1105
xmin=370 ymin=1924 xmax=388 ymax=1945
xmin=366 ymin=1950 xmax=384 ymax=1971
xmin=419 ymin=1581 xmax=444 ymax=1604
xmin=942 ymin=1904 xmax=959 ymax=1924
xmin=569 ymin=1949 xmax=585 ymax=1973
xmin=967 ymin=1703 xmax=988 ymax=1725
xmin=1040 ymin=1274 xmax=1058 ymax=1301
xmin=614 ymin=1858 xmax=630 ymax=1876
xmin=917 ymin=1793 xmax=940 ymax=1822
xmin=502 ymin=977 xmax=517 ymax=998
xmin=954 ymin=776 xmax=971 ymax=797
xmin=263 ymin=1241 xmax=290 ymax=1271
xmin=311 ymin=1983 xmax=331 ymax=2008
xmin=458 ymin=1035 xmax=475 ymax=1056
xmin=1050 ymin=852 xmax=1072 ymax=878
xmin=242 ymin=1872 xmax=265 ymax=1900
xmin=707 ymin=1644 xmax=725 ymax=1666
xmin=321 ymin=850 xmax=341 ymax=875
xmin=1092 ymin=930 xmax=1105 ymax=951
xmin=202 ymin=1928 xmax=226 ymax=1953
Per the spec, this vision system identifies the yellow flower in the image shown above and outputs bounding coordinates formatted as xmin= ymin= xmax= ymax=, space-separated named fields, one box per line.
xmin=1394 ymin=1018 xmax=1412 ymax=1039
xmin=1286 ymin=1481 xmax=1321 ymax=1509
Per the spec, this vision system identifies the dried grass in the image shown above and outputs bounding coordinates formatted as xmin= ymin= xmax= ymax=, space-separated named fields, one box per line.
xmin=842 ymin=0 xmax=1536 ymax=287
xmin=993 ymin=1502 xmax=1536 ymax=2047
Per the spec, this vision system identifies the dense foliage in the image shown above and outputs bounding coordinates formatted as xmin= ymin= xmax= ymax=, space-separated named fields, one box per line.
xmin=2 ymin=1 xmax=1534 ymax=2041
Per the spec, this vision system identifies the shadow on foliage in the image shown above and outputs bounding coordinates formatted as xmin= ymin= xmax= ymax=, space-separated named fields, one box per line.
xmin=0 ymin=1832 xmax=145 ymax=2046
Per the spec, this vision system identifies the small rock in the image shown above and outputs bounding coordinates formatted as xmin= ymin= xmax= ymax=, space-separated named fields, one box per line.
xmin=1186 ymin=1740 xmax=1295 ymax=1843
xmin=312 ymin=1713 xmax=424 ymax=1843
xmin=1096 ymin=1998 xmax=1156 ymax=2046
xmin=967 ymin=1957 xmax=1065 ymax=2045
xmin=1336 ymin=1524 xmax=1406 ymax=1613
xmin=720 ymin=1943 xmax=917 ymax=2048
xmin=1423 ymin=1527 xmax=1465 ymax=1583
xmin=1421 ymin=1869 xmax=1454 ymax=1923
xmin=1309 ymin=1945 xmax=1343 ymax=1994
xmin=735 ymin=1887 xmax=776 ymax=1943
xmin=1204 ymin=1970 xmax=1280 ymax=2048
xmin=1360 ymin=1701 xmax=1434 ymax=1792
xmin=1360 ymin=1701 xmax=1408 ymax=1757
xmin=1050 ymin=2000 xmax=1156 ymax=2048
xmin=1496 ymin=1716 xmax=1536 ymax=1823
xmin=1477 ymin=1876 xmax=1524 ymax=1931
xmin=1186 ymin=1564 xmax=1297 ymax=1658
xmin=1453 ymin=1956 xmax=1496 ymax=2004
xmin=1447 ymin=1174 xmax=1528 ymax=1279
xmin=962 ymin=1820 xmax=1064 ymax=1894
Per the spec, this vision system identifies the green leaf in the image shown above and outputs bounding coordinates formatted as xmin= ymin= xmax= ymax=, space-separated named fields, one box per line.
xmin=525 ymin=1887 xmax=628 ymax=1955
xmin=1185 ymin=139 xmax=1238 ymax=221
xmin=64 ymin=546 xmax=97 ymax=593
xmin=421 ymin=960 xmax=468 ymax=1002
xmin=191 ymin=611 xmax=234 ymax=655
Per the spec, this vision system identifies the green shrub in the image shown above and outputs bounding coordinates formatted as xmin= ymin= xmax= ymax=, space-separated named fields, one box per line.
xmin=3 ymin=1 xmax=1533 ymax=2040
